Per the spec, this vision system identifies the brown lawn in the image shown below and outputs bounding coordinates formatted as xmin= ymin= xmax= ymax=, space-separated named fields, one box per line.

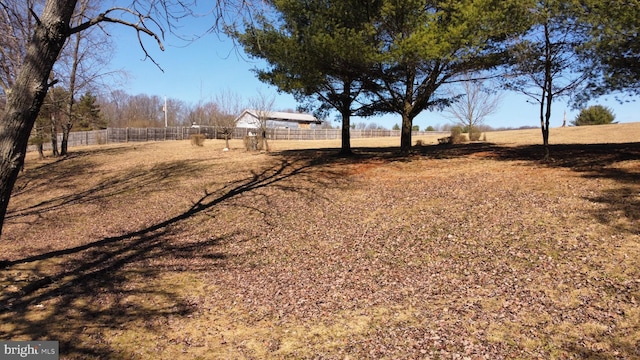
xmin=1 ymin=124 xmax=639 ymax=359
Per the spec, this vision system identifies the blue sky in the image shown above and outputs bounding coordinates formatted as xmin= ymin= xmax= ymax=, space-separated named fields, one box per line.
xmin=105 ymin=19 xmax=638 ymax=130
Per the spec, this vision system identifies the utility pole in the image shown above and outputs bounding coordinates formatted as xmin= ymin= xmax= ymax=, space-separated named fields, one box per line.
xmin=164 ymin=96 xmax=168 ymax=127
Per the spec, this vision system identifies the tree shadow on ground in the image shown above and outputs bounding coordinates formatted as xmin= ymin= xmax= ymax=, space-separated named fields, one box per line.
xmin=16 ymin=144 xmax=148 ymax=196
xmin=278 ymin=141 xmax=640 ymax=184
xmin=7 ymin=159 xmax=212 ymax=222
xmin=423 ymin=142 xmax=640 ymax=235
xmin=1 ymin=142 xmax=638 ymax=357
xmin=287 ymin=142 xmax=640 ymax=235
xmin=0 ymin=154 xmax=347 ymax=358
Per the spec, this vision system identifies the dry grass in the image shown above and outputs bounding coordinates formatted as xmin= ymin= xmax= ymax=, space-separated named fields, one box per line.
xmin=1 ymin=123 xmax=639 ymax=359
xmin=484 ymin=122 xmax=640 ymax=145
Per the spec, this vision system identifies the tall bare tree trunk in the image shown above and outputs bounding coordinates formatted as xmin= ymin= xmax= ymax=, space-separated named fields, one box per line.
xmin=61 ymin=17 xmax=83 ymax=156
xmin=541 ymin=23 xmax=553 ymax=161
xmin=50 ymin=113 xmax=59 ymax=157
xmin=0 ymin=0 xmax=78 ymax=237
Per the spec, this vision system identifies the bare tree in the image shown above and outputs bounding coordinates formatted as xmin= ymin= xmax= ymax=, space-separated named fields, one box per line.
xmin=212 ymin=90 xmax=242 ymax=150
xmin=99 ymin=91 xmax=186 ymax=127
xmin=187 ymin=100 xmax=210 ymax=127
xmin=58 ymin=0 xmax=119 ymax=155
xmin=96 ymin=89 xmax=128 ymax=127
xmin=165 ymin=97 xmax=186 ymax=126
xmin=444 ymin=73 xmax=502 ymax=140
xmin=123 ymin=94 xmax=166 ymax=127
xmin=248 ymin=91 xmax=276 ymax=152
xmin=0 ymin=0 xmax=43 ymax=95
xmin=505 ymin=1 xmax=594 ymax=160
xmin=0 ymin=0 xmax=247 ymax=237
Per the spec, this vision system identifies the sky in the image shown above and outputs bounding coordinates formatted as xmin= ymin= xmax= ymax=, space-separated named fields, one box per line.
xmin=104 ymin=14 xmax=639 ymax=131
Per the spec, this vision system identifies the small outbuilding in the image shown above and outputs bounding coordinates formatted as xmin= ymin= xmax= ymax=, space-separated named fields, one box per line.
xmin=235 ymin=109 xmax=321 ymax=129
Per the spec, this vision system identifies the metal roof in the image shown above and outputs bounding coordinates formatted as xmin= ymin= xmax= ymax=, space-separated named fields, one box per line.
xmin=237 ymin=110 xmax=321 ymax=124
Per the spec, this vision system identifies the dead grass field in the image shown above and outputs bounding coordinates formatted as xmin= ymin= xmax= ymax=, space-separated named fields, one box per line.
xmin=1 ymin=124 xmax=639 ymax=359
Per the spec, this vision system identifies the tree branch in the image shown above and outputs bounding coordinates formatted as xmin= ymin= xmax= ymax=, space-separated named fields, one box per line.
xmin=28 ymin=7 xmax=41 ymax=26
xmin=68 ymin=7 xmax=165 ymax=71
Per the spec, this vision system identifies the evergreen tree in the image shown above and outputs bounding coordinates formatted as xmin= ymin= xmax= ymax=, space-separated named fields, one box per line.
xmin=232 ymin=0 xmax=382 ymax=155
xmin=571 ymin=105 xmax=616 ymax=126
xmin=579 ymin=0 xmax=640 ymax=99
xmin=363 ymin=0 xmax=529 ymax=153
xmin=75 ymin=91 xmax=106 ymax=130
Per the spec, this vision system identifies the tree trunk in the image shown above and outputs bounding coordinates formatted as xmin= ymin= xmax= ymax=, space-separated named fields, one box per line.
xmin=0 ymin=0 xmax=77 ymax=238
xmin=539 ymin=103 xmax=552 ymax=161
xmin=50 ymin=114 xmax=59 ymax=157
xmin=61 ymin=23 xmax=82 ymax=157
xmin=541 ymin=125 xmax=550 ymax=159
xmin=37 ymin=143 xmax=44 ymax=160
xmin=61 ymin=123 xmax=71 ymax=155
xmin=399 ymin=82 xmax=416 ymax=155
xmin=400 ymin=113 xmax=412 ymax=154
xmin=337 ymin=81 xmax=353 ymax=156
xmin=542 ymin=97 xmax=552 ymax=161
xmin=339 ymin=106 xmax=352 ymax=156
xmin=261 ymin=128 xmax=269 ymax=152
xmin=541 ymin=22 xmax=553 ymax=162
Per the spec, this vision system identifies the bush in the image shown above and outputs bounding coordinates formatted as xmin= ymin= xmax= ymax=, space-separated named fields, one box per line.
xmin=190 ymin=134 xmax=205 ymax=146
xmin=450 ymin=126 xmax=467 ymax=144
xmin=572 ymin=105 xmax=616 ymax=126
xmin=469 ymin=128 xmax=482 ymax=141
xmin=243 ymin=134 xmax=265 ymax=151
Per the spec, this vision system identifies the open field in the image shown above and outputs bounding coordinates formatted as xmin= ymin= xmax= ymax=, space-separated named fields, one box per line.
xmin=1 ymin=124 xmax=639 ymax=359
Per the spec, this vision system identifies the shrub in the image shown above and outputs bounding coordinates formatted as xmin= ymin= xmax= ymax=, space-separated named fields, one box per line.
xmin=571 ymin=105 xmax=616 ymax=126
xmin=469 ymin=128 xmax=482 ymax=141
xmin=243 ymin=134 xmax=265 ymax=151
xmin=190 ymin=134 xmax=205 ymax=146
xmin=450 ymin=126 xmax=467 ymax=144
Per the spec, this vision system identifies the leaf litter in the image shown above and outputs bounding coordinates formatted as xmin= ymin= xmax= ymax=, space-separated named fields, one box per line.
xmin=0 ymin=140 xmax=639 ymax=359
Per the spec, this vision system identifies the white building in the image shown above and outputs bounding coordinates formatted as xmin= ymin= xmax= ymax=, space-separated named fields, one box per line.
xmin=235 ymin=109 xmax=321 ymax=129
